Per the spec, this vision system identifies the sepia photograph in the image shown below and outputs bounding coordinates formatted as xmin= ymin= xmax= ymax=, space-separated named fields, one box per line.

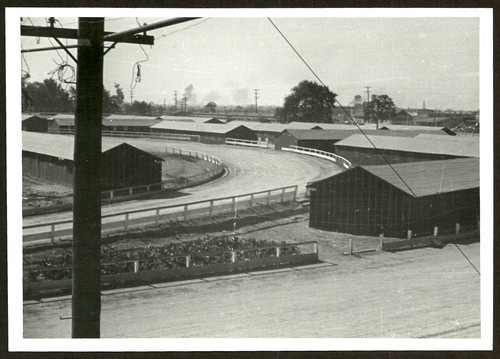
xmin=6 ymin=7 xmax=493 ymax=352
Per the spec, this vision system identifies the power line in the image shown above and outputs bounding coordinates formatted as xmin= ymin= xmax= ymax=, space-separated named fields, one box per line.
xmin=155 ymin=18 xmax=210 ymax=39
xmin=267 ymin=17 xmax=481 ymax=277
xmin=130 ymin=19 xmax=151 ymax=89
xmin=267 ymin=17 xmax=417 ymax=197
xmin=454 ymin=243 xmax=480 ymax=275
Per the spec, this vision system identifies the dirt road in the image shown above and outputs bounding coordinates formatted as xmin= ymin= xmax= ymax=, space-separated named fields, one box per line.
xmin=23 ymin=238 xmax=480 ymax=339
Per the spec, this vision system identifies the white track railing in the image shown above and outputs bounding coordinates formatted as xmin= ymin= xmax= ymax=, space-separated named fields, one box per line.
xmin=22 ymin=185 xmax=298 ymax=245
xmin=166 ymin=147 xmax=223 ymax=166
xmin=225 ymin=138 xmax=269 ymax=148
xmin=282 ymin=145 xmax=351 ymax=169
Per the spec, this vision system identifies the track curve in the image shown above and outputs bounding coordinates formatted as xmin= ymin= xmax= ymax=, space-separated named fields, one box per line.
xmin=23 ymin=138 xmax=343 ymax=227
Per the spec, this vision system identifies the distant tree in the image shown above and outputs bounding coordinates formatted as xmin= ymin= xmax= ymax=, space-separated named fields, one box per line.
xmin=109 ymin=83 xmax=124 ymax=112
xmin=128 ymin=100 xmax=152 ymax=115
xmin=102 ymin=83 xmax=124 ymax=114
xmin=364 ymin=94 xmax=396 ymax=124
xmin=273 ymin=107 xmax=287 ymax=123
xmin=280 ymin=80 xmax=337 ymax=123
xmin=204 ymin=101 xmax=217 ymax=113
xmin=23 ymin=78 xmax=73 ymax=113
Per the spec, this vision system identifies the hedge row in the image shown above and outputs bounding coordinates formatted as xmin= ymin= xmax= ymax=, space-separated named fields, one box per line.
xmin=24 ymin=235 xmax=300 ymax=283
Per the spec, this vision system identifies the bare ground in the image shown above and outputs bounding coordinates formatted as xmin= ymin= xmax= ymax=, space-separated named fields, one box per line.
xmin=23 ymin=202 xmax=480 ymax=339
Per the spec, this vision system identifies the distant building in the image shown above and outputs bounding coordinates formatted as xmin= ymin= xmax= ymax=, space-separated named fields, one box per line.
xmin=334 ymin=133 xmax=477 ymax=166
xmin=102 ymin=115 xmax=162 ymax=132
xmin=47 ymin=114 xmax=76 ymax=134
xmin=22 ymin=114 xmax=48 ymax=133
xmin=392 ymin=109 xmax=417 ymax=125
xmin=308 ymin=158 xmax=479 ymax=238
xmin=151 ymin=121 xmax=257 ymax=144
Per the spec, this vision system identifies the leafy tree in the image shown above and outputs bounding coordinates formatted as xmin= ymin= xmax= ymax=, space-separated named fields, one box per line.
xmin=102 ymin=83 xmax=125 ymax=113
xmin=204 ymin=101 xmax=217 ymax=113
xmin=364 ymin=94 xmax=396 ymax=123
xmin=23 ymin=78 xmax=73 ymax=113
xmin=69 ymin=82 xmax=125 ymax=114
xmin=280 ymin=80 xmax=337 ymax=123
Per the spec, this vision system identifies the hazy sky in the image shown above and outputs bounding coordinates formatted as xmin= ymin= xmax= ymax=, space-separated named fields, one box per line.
xmin=19 ymin=15 xmax=480 ymax=110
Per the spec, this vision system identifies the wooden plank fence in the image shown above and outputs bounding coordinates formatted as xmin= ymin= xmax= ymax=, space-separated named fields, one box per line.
xmin=23 ymin=185 xmax=298 ymax=245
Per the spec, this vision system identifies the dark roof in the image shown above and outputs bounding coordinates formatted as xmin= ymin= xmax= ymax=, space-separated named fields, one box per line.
xmin=309 ymin=158 xmax=479 ymax=198
xmin=334 ymin=134 xmax=478 ymax=157
xmin=361 ymin=158 xmax=479 ymax=197
xmin=22 ymin=132 xmax=163 ymax=161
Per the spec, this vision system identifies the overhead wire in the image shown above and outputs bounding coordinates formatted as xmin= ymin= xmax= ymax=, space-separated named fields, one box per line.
xmin=267 ymin=17 xmax=417 ymax=197
xmin=454 ymin=243 xmax=480 ymax=275
xmin=43 ymin=18 xmax=76 ymax=85
xmin=267 ymin=17 xmax=480 ymax=276
xmin=130 ymin=18 xmax=151 ymax=89
xmin=155 ymin=17 xmax=211 ymax=39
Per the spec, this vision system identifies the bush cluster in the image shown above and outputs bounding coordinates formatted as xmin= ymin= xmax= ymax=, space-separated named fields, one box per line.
xmin=24 ymin=235 xmax=300 ymax=282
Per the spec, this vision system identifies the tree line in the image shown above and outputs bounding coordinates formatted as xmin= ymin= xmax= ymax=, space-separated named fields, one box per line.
xmin=21 ymin=78 xmax=169 ymax=116
xmin=22 ymin=78 xmax=397 ymax=123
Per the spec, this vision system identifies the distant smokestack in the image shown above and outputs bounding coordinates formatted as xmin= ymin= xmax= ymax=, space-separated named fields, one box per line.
xmin=423 ymin=100 xmax=426 ymax=109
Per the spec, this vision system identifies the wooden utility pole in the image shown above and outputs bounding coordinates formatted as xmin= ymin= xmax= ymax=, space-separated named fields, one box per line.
xmin=21 ymin=16 xmax=199 ymax=338
xmin=254 ymin=89 xmax=259 ymax=113
xmin=72 ymin=17 xmax=104 ymax=338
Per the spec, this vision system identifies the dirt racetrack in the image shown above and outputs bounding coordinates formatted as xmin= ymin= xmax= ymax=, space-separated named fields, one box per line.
xmin=22 ymin=139 xmax=342 ymax=227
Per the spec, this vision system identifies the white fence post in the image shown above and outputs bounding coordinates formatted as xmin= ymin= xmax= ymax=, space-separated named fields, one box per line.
xmin=348 ymin=238 xmax=353 ymax=254
xmin=184 ymin=204 xmax=189 ymax=220
xmin=124 ymin=213 xmax=129 ymax=230
xmin=155 ymin=209 xmax=160 ymax=226
xmin=209 ymin=200 xmax=214 ymax=217
xmin=434 ymin=226 xmax=438 ymax=236
xmin=50 ymin=224 xmax=55 ymax=244
xmin=186 ymin=255 xmax=191 ymax=267
xmin=379 ymin=233 xmax=384 ymax=251
xmin=133 ymin=260 xmax=140 ymax=273
xmin=231 ymin=251 xmax=236 ymax=263
xmin=407 ymin=230 xmax=412 ymax=240
xmin=276 ymin=246 xmax=281 ymax=258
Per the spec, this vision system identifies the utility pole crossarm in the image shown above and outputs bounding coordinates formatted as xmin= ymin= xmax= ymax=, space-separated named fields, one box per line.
xmin=21 ymin=25 xmax=154 ymax=45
